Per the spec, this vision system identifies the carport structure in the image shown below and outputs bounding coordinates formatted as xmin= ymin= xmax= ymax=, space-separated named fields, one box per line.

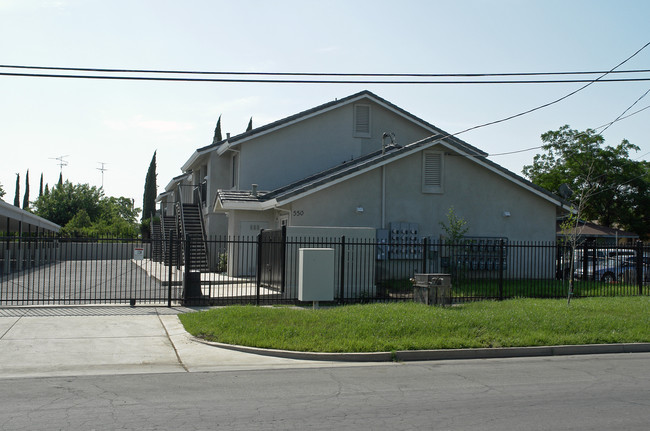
xmin=1 ymin=199 xmax=60 ymax=275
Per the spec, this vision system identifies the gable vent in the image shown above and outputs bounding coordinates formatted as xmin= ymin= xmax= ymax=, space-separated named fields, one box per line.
xmin=422 ymin=151 xmax=443 ymax=193
xmin=354 ymin=104 xmax=371 ymax=137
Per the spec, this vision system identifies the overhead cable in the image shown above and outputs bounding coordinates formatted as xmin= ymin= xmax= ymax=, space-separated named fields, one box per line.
xmin=1 ymin=63 xmax=650 ymax=78
xmin=1 ymin=71 xmax=649 ymax=84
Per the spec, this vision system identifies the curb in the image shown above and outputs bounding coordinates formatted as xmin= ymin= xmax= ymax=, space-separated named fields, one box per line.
xmin=191 ymin=338 xmax=650 ymax=362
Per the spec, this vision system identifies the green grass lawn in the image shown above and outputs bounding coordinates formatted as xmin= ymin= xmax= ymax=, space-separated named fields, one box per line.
xmin=380 ymin=278 xmax=647 ymax=300
xmin=179 ymin=297 xmax=650 ymax=353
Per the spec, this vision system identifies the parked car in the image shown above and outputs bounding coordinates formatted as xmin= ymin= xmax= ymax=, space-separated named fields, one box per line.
xmin=572 ymin=249 xmax=638 ymax=280
xmin=594 ymin=256 xmax=650 ymax=283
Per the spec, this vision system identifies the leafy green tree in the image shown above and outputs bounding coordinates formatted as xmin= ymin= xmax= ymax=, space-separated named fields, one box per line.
xmin=0 ymin=181 xmax=5 ymax=199
xmin=33 ymin=181 xmax=141 ymax=237
xmin=22 ymin=170 xmax=30 ymax=210
xmin=63 ymin=209 xmax=93 ymax=234
xmin=14 ymin=173 xmax=19 ymax=207
xmin=142 ymin=151 xmax=157 ymax=222
xmin=523 ymin=125 xmax=650 ymax=238
xmin=33 ymin=181 xmax=103 ymax=226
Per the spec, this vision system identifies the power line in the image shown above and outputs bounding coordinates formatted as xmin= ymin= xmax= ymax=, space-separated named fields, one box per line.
xmin=487 ymin=103 xmax=650 ymax=158
xmin=598 ymin=88 xmax=650 ymax=135
xmin=2 ymin=63 xmax=650 ymax=78
xmin=593 ymin=104 xmax=650 ymax=132
xmin=449 ymin=41 xmax=650 ymax=138
xmin=1 ymin=71 xmax=650 ymax=84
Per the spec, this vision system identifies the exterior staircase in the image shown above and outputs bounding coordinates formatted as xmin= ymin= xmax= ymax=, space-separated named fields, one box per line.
xmin=151 ymin=218 xmax=163 ymax=262
xmin=160 ymin=214 xmax=179 ymax=267
xmin=176 ymin=203 xmax=210 ymax=272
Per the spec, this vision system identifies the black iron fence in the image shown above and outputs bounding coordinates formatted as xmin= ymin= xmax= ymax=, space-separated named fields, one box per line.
xmin=0 ymin=236 xmax=182 ymax=306
xmin=1 ymin=234 xmax=648 ymax=307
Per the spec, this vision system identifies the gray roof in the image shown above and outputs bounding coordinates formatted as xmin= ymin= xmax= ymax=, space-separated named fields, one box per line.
xmin=216 ymin=134 xmax=569 ymax=209
xmin=218 ymin=189 xmax=269 ymax=204
xmin=0 ymin=200 xmax=61 ymax=232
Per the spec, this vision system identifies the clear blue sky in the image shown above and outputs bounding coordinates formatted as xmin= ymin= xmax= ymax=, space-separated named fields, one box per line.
xmin=1 ymin=0 xmax=648 ymax=214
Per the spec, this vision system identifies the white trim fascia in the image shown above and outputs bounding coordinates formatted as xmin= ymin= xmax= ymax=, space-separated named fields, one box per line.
xmin=180 ymin=150 xmax=211 ymax=172
xmin=155 ymin=190 xmax=173 ymax=202
xmin=164 ymin=173 xmax=191 ymax=192
xmin=216 ymin=141 xmax=232 ymax=156
xmin=215 ymin=199 xmax=275 ymax=211
xmin=180 ymin=151 xmax=200 ymax=172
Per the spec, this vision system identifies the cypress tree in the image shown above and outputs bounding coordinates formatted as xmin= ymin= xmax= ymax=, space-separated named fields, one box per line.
xmin=14 ymin=173 xmax=20 ymax=207
xmin=246 ymin=117 xmax=253 ymax=132
xmin=22 ymin=170 xmax=30 ymax=209
xmin=58 ymin=172 xmax=63 ymax=188
xmin=39 ymin=173 xmax=44 ymax=197
xmin=212 ymin=115 xmax=222 ymax=144
xmin=142 ymin=151 xmax=157 ymax=221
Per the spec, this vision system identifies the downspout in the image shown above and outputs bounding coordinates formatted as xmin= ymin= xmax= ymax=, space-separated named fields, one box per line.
xmin=380 ymin=132 xmax=395 ymax=229
xmin=381 ymin=166 xmax=386 ymax=229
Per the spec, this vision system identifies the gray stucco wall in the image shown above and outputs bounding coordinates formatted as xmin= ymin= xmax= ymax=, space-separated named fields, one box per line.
xmin=237 ymin=100 xmax=433 ymax=192
xmin=276 ymin=144 xmax=557 ymax=243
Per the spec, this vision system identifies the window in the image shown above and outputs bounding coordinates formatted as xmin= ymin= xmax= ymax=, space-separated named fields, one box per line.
xmin=422 ymin=151 xmax=444 ymax=193
xmin=354 ymin=104 xmax=371 ymax=138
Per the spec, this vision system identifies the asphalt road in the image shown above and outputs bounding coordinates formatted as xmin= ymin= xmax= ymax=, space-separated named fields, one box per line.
xmin=1 ymin=353 xmax=648 ymax=430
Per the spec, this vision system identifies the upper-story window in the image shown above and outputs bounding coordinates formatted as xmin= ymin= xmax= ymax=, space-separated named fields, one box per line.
xmin=422 ymin=151 xmax=444 ymax=194
xmin=354 ymin=104 xmax=371 ymax=138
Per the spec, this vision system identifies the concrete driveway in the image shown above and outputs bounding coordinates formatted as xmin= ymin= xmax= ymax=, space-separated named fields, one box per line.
xmin=0 ymin=306 xmax=341 ymax=379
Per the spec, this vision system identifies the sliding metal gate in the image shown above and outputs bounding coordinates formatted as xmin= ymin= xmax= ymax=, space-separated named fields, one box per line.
xmin=0 ymin=237 xmax=183 ymax=306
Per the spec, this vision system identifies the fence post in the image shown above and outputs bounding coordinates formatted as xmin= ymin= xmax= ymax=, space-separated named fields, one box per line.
xmin=498 ymin=239 xmax=505 ymax=300
xmin=422 ymin=237 xmax=428 ymax=273
xmin=280 ymin=225 xmax=287 ymax=294
xmin=256 ymin=232 xmax=263 ymax=306
xmin=167 ymin=230 xmax=173 ymax=307
xmin=339 ymin=236 xmax=346 ymax=302
xmin=636 ymin=240 xmax=643 ymax=295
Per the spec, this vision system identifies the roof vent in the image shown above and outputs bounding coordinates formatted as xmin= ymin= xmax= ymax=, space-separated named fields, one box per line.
xmin=251 ymin=184 xmax=258 ymax=197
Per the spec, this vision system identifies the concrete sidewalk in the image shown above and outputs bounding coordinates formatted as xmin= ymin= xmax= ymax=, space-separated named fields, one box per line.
xmin=0 ymin=306 xmax=351 ymax=379
xmin=3 ymin=306 xmax=649 ymax=380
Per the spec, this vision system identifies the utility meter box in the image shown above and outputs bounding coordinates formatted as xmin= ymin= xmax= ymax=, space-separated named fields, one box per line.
xmin=298 ymin=248 xmax=335 ymax=302
xmin=413 ymin=273 xmax=452 ymax=306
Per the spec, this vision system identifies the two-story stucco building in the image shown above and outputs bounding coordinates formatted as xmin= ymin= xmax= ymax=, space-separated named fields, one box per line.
xmin=158 ymin=90 xmax=568 ymax=247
